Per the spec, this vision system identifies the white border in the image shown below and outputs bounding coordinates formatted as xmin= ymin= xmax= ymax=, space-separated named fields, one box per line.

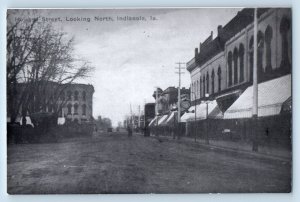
xmin=1 ymin=1 xmax=298 ymax=202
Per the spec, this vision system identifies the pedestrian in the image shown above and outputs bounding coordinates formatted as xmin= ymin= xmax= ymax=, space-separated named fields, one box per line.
xmin=127 ymin=125 xmax=132 ymax=137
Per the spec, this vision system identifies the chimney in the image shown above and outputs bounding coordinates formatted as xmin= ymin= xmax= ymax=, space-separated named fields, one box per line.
xmin=195 ymin=48 xmax=198 ymax=56
xmin=217 ymin=25 xmax=223 ymax=37
xmin=211 ymin=31 xmax=213 ymax=38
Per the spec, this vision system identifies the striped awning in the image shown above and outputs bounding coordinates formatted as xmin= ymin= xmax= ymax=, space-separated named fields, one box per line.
xmin=224 ymin=74 xmax=291 ymax=119
xmin=158 ymin=114 xmax=169 ymax=126
xmin=180 ymin=100 xmax=219 ymax=122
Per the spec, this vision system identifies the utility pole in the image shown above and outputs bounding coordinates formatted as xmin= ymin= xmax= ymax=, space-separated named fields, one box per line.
xmin=175 ymin=62 xmax=186 ymax=123
xmin=138 ymin=105 xmax=141 ymax=128
xmin=252 ymin=8 xmax=259 ymax=152
xmin=155 ymin=87 xmax=159 ymax=126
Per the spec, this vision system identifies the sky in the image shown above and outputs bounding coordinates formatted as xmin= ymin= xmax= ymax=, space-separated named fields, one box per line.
xmin=10 ymin=8 xmax=242 ymax=126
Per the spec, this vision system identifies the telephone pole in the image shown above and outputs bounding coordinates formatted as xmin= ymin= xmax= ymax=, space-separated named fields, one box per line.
xmin=252 ymin=8 xmax=259 ymax=152
xmin=175 ymin=62 xmax=186 ymax=123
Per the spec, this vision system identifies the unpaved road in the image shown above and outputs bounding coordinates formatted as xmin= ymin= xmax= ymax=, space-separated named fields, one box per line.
xmin=7 ymin=132 xmax=291 ymax=194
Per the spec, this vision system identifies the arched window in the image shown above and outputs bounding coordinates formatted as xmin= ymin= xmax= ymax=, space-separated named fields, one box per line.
xmin=228 ymin=51 xmax=233 ymax=86
xmin=206 ymin=72 xmax=209 ymax=95
xmin=257 ymin=31 xmax=265 ymax=81
xmin=67 ymin=91 xmax=72 ymax=101
xmin=200 ymin=77 xmax=202 ymax=98
xmin=233 ymin=47 xmax=238 ymax=84
xmin=280 ymin=16 xmax=291 ymax=70
xmin=211 ymin=69 xmax=215 ymax=94
xmin=197 ymin=80 xmax=199 ymax=98
xmin=82 ymin=104 xmax=86 ymax=116
xmin=74 ymin=103 xmax=78 ymax=115
xmin=249 ymin=36 xmax=254 ymax=82
xmin=217 ymin=66 xmax=222 ymax=92
xmin=265 ymin=25 xmax=273 ymax=73
xmin=74 ymin=91 xmax=79 ymax=101
xmin=82 ymin=91 xmax=86 ymax=101
xmin=203 ymin=75 xmax=206 ymax=96
xmin=239 ymin=44 xmax=245 ymax=82
xmin=67 ymin=103 xmax=72 ymax=115
xmin=60 ymin=91 xmax=65 ymax=101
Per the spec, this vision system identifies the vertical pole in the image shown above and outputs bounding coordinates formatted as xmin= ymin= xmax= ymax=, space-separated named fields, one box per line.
xmin=194 ymin=94 xmax=197 ymax=142
xmin=138 ymin=105 xmax=140 ymax=128
xmin=178 ymin=66 xmax=181 ymax=123
xmin=155 ymin=88 xmax=158 ymax=126
xmin=206 ymin=102 xmax=209 ymax=144
xmin=252 ymin=8 xmax=259 ymax=151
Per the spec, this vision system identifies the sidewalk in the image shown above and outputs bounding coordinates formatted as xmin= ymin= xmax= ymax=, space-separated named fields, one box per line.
xmin=146 ymin=133 xmax=291 ymax=162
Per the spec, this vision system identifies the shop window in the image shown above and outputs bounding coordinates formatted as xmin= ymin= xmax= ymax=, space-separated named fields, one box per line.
xmin=228 ymin=51 xmax=233 ymax=86
xmin=239 ymin=44 xmax=245 ymax=82
xmin=233 ymin=47 xmax=238 ymax=85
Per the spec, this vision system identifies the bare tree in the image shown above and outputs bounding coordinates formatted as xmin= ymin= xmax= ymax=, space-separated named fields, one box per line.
xmin=7 ymin=10 xmax=94 ymax=123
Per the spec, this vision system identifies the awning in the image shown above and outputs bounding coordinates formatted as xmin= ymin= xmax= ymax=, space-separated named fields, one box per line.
xmin=158 ymin=114 xmax=169 ymax=126
xmin=180 ymin=100 xmax=219 ymax=122
xmin=165 ymin=111 xmax=177 ymax=125
xmin=224 ymin=74 xmax=291 ymax=119
xmin=148 ymin=116 xmax=163 ymax=127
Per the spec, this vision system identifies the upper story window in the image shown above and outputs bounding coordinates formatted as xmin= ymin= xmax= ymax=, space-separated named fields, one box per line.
xmin=239 ymin=43 xmax=245 ymax=82
xmin=82 ymin=91 xmax=86 ymax=101
xmin=217 ymin=66 xmax=222 ymax=92
xmin=67 ymin=91 xmax=72 ymax=101
xmin=206 ymin=72 xmax=209 ymax=95
xmin=82 ymin=104 xmax=87 ymax=115
xmin=265 ymin=25 xmax=273 ymax=74
xmin=74 ymin=103 xmax=78 ymax=115
xmin=233 ymin=47 xmax=238 ymax=85
xmin=280 ymin=16 xmax=290 ymax=70
xmin=228 ymin=51 xmax=233 ymax=86
xmin=211 ymin=69 xmax=215 ymax=94
xmin=67 ymin=103 xmax=72 ymax=115
xmin=74 ymin=91 xmax=79 ymax=101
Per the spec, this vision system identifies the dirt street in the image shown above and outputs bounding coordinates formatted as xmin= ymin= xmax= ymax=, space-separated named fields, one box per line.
xmin=7 ymin=132 xmax=291 ymax=194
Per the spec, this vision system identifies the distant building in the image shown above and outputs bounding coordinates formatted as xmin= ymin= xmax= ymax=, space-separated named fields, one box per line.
xmin=7 ymin=82 xmax=94 ymax=125
xmin=152 ymin=87 xmax=190 ymax=115
xmin=61 ymin=83 xmax=94 ymax=124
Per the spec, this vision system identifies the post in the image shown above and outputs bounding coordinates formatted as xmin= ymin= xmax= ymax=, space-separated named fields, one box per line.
xmin=193 ymin=92 xmax=197 ymax=142
xmin=155 ymin=87 xmax=158 ymax=126
xmin=252 ymin=8 xmax=259 ymax=152
xmin=175 ymin=62 xmax=185 ymax=139
xmin=205 ymin=93 xmax=210 ymax=145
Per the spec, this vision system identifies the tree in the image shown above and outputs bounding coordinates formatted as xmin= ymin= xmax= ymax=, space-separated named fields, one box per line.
xmin=7 ymin=10 xmax=94 ymax=123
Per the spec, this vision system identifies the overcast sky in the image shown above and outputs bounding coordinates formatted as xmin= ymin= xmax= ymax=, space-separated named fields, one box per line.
xmin=11 ymin=8 xmax=242 ymax=126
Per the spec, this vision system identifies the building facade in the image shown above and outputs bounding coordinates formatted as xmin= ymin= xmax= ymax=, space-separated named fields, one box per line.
xmin=8 ymin=82 xmax=94 ymax=125
xmin=60 ymin=84 xmax=94 ymax=124
xmin=187 ymin=8 xmax=291 ymax=113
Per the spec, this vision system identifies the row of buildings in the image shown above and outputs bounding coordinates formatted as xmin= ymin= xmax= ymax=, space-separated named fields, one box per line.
xmin=147 ymin=8 xmax=291 ymax=144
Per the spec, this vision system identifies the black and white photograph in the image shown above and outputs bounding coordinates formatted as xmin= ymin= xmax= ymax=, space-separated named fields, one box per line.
xmin=6 ymin=8 xmax=292 ymax=194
